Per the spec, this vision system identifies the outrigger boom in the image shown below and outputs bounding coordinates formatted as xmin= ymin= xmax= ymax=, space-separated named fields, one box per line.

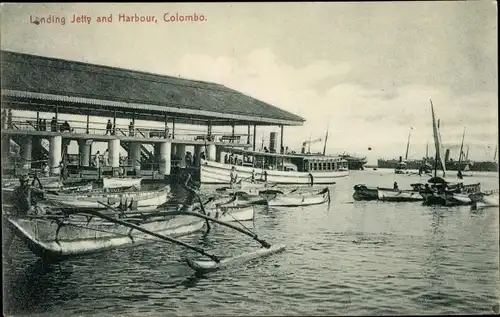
xmin=62 ymin=176 xmax=286 ymax=273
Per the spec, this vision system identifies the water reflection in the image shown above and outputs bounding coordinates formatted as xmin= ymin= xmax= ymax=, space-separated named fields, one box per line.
xmin=4 ymin=259 xmax=75 ymax=314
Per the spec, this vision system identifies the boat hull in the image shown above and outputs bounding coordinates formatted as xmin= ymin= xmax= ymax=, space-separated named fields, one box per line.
xmin=6 ymin=215 xmax=205 ymax=261
xmin=353 ymin=185 xmax=378 ymax=201
xmin=204 ymin=205 xmax=255 ymax=222
xmin=200 ymin=160 xmax=348 ymax=184
xmin=102 ymin=177 xmax=142 ymax=189
xmin=377 ymin=188 xmax=423 ymax=202
xmin=265 ymin=188 xmax=330 ymax=207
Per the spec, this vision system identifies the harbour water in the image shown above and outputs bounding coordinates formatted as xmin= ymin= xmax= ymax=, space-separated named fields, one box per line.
xmin=3 ymin=169 xmax=499 ymax=316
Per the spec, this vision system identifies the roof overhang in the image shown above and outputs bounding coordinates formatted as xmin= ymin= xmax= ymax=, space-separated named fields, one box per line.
xmin=1 ymin=89 xmax=304 ymax=127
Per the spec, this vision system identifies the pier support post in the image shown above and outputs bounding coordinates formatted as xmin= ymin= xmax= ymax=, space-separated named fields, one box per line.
xmin=129 ymin=142 xmax=141 ymax=170
xmin=253 ymin=125 xmax=256 ymax=151
xmin=108 ymin=138 xmax=120 ymax=171
xmin=2 ymin=136 xmax=10 ymax=167
xmin=159 ymin=141 xmax=171 ymax=176
xmin=78 ymin=139 xmax=91 ymax=167
xmin=207 ymin=144 xmax=216 ymax=161
xmin=177 ymin=144 xmax=186 ymax=167
xmin=20 ymin=136 xmax=32 ymax=170
xmin=194 ymin=145 xmax=202 ymax=167
xmin=49 ymin=135 xmax=62 ymax=175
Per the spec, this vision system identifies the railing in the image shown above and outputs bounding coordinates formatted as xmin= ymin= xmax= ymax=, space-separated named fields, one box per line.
xmin=4 ymin=116 xmax=253 ymax=145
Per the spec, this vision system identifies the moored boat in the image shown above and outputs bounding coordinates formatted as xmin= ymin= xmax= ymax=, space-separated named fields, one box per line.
xmin=470 ymin=190 xmax=500 ymax=209
xmin=102 ymin=177 xmax=142 ymax=189
xmin=6 ymin=213 xmax=205 ymax=260
xmin=377 ymin=184 xmax=424 ymax=202
xmin=353 ymin=184 xmax=378 ymax=201
xmin=263 ymin=187 xmax=330 ymax=207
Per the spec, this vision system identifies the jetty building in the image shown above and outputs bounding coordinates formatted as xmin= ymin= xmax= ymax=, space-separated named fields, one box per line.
xmin=0 ymin=50 xmax=305 ymax=181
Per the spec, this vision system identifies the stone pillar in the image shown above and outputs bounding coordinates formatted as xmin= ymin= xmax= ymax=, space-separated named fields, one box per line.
xmin=49 ymin=135 xmax=62 ymax=175
xmin=2 ymin=136 xmax=10 ymax=166
xmin=129 ymin=142 xmax=141 ymax=170
xmin=207 ymin=144 xmax=216 ymax=161
xmin=20 ymin=136 xmax=32 ymax=170
xmin=154 ymin=143 xmax=161 ymax=163
xmin=194 ymin=145 xmax=202 ymax=167
xmin=219 ymin=150 xmax=226 ymax=164
xmin=78 ymin=139 xmax=91 ymax=167
xmin=159 ymin=141 xmax=171 ymax=176
xmin=177 ymin=144 xmax=186 ymax=167
xmin=108 ymin=138 xmax=120 ymax=168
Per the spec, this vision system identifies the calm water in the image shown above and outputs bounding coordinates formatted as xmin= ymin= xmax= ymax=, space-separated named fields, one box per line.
xmin=3 ymin=169 xmax=499 ymax=316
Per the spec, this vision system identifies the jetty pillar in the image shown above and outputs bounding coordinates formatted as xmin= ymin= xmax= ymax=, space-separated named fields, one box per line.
xmin=78 ymin=139 xmax=91 ymax=166
xmin=20 ymin=136 xmax=32 ymax=170
xmin=207 ymin=144 xmax=216 ymax=161
xmin=129 ymin=142 xmax=141 ymax=170
xmin=108 ymin=138 xmax=120 ymax=169
xmin=49 ymin=135 xmax=62 ymax=175
xmin=159 ymin=141 xmax=171 ymax=176
xmin=2 ymin=136 xmax=10 ymax=166
xmin=194 ymin=145 xmax=202 ymax=167
xmin=177 ymin=144 xmax=186 ymax=167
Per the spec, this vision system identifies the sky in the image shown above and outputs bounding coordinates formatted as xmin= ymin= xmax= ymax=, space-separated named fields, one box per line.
xmin=1 ymin=2 xmax=498 ymax=164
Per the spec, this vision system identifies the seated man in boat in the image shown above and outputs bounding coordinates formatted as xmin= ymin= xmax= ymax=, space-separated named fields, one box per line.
xmin=12 ymin=175 xmax=45 ymax=215
xmin=393 ymin=182 xmax=399 ymax=190
xmin=42 ymin=162 xmax=50 ymax=177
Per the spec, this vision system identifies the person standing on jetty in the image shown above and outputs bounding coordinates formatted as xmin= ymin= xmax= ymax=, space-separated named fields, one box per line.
xmin=105 ymin=119 xmax=113 ymax=135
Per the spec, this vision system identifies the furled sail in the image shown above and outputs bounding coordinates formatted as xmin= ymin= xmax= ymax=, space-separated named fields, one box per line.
xmin=430 ymin=100 xmax=446 ymax=177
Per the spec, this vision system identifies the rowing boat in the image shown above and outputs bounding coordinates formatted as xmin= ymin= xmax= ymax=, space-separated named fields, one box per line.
xmin=43 ymin=187 xmax=171 ymax=210
xmin=263 ymin=187 xmax=330 ymax=207
xmin=102 ymin=177 xmax=142 ymax=189
xmin=470 ymin=190 xmax=500 ymax=209
xmin=377 ymin=188 xmax=423 ymax=202
xmin=353 ymin=184 xmax=378 ymax=201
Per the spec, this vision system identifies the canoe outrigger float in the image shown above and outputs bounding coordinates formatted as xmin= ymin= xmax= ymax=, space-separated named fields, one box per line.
xmin=4 ymin=175 xmax=285 ymax=274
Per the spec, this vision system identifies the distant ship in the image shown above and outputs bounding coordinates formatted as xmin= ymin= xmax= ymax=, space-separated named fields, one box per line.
xmin=338 ymin=154 xmax=367 ymax=170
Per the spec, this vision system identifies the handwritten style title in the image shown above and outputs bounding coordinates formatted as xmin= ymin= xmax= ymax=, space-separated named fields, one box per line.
xmin=30 ymin=13 xmax=207 ymax=25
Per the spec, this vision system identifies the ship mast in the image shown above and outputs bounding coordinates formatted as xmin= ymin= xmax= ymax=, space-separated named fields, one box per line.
xmin=458 ymin=127 xmax=466 ymax=170
xmin=405 ymin=127 xmax=413 ymax=160
xmin=494 ymin=144 xmax=498 ymax=162
xmin=322 ymin=122 xmax=329 ymax=156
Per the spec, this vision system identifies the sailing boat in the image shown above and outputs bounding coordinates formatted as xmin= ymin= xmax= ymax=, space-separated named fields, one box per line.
xmin=456 ymin=128 xmax=473 ymax=178
xmin=395 ymin=127 xmax=413 ymax=174
xmin=420 ymin=100 xmax=481 ymax=206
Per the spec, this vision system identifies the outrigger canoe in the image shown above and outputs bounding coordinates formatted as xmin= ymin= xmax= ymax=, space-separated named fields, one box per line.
xmin=6 ymin=213 xmax=205 ymax=261
xmin=5 ymin=174 xmax=286 ymax=275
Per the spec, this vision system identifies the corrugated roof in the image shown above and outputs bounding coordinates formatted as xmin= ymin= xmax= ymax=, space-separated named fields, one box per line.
xmin=0 ymin=50 xmax=305 ymax=126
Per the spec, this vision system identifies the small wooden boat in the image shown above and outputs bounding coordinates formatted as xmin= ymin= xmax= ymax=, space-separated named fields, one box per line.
xmin=263 ymin=187 xmax=330 ymax=207
xmin=6 ymin=174 xmax=286 ymax=274
xmin=202 ymin=205 xmax=255 ymax=222
xmin=420 ymin=177 xmax=481 ymax=206
xmin=377 ymin=184 xmax=424 ymax=202
xmin=353 ymin=184 xmax=378 ymax=201
xmin=470 ymin=190 xmax=500 ymax=209
xmin=102 ymin=177 xmax=142 ymax=189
